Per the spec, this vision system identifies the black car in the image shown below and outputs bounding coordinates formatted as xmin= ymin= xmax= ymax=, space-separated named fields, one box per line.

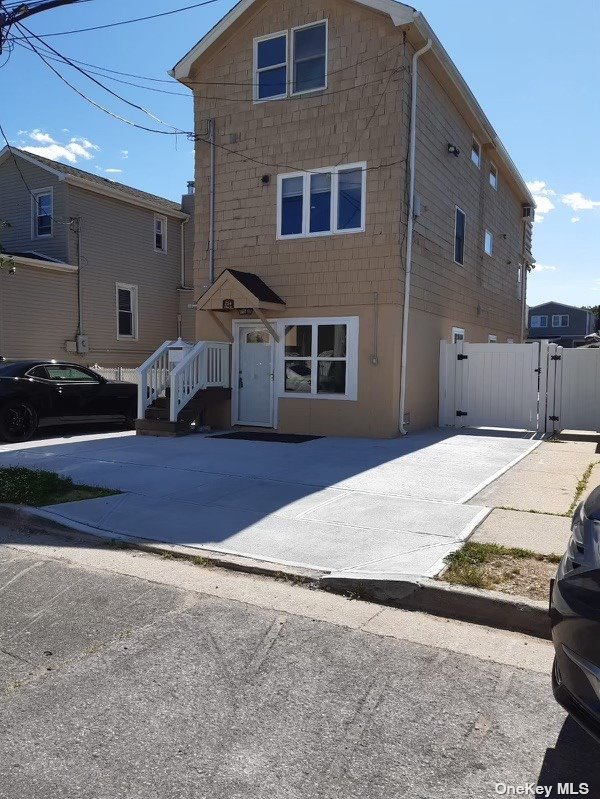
xmin=551 ymin=485 xmax=600 ymax=744
xmin=0 ymin=359 xmax=138 ymax=443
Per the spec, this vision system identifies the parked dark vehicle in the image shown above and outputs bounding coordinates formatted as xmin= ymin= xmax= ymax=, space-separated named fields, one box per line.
xmin=551 ymin=485 xmax=600 ymax=744
xmin=0 ymin=359 xmax=137 ymax=443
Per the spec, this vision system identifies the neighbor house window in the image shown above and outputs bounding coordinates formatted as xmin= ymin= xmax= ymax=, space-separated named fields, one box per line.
xmin=116 ymin=283 xmax=138 ymax=339
xmin=454 ymin=207 xmax=466 ymax=265
xmin=254 ymin=31 xmax=288 ymax=100
xmin=484 ymin=229 xmax=493 ymax=255
xmin=517 ymin=265 xmax=523 ymax=299
xmin=488 ymin=335 xmax=497 ymax=343
xmin=452 ymin=327 xmax=465 ymax=343
xmin=489 ymin=163 xmax=498 ymax=189
xmin=292 ymin=21 xmax=327 ymax=94
xmin=530 ymin=315 xmax=548 ymax=328
xmin=277 ymin=163 xmax=366 ymax=238
xmin=471 ymin=137 xmax=481 ymax=167
xmin=254 ymin=21 xmax=327 ymax=101
xmin=32 ymin=188 xmax=52 ymax=237
xmin=281 ymin=317 xmax=358 ymax=400
xmin=552 ymin=314 xmax=569 ymax=328
xmin=154 ymin=215 xmax=167 ymax=252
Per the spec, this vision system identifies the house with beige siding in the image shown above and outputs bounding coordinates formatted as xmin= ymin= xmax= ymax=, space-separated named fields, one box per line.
xmin=0 ymin=147 xmax=195 ymax=368
xmin=138 ymin=0 xmax=535 ymax=438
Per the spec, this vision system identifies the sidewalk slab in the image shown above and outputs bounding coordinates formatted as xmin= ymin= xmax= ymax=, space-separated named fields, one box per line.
xmin=470 ymin=508 xmax=572 ymax=557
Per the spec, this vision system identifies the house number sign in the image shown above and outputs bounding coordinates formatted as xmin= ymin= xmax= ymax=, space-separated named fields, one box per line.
xmin=222 ymin=299 xmax=234 ymax=310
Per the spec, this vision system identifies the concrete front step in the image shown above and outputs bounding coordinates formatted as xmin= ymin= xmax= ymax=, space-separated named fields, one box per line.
xmin=135 ymin=418 xmax=197 ymax=437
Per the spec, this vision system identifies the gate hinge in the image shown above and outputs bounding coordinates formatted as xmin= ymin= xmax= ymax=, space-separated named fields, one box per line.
xmin=457 ymin=354 xmax=468 ymax=361
xmin=551 ymin=355 xmax=562 ymax=361
xmin=456 ymin=410 xmax=468 ymax=417
xmin=549 ymin=415 xmax=559 ymax=422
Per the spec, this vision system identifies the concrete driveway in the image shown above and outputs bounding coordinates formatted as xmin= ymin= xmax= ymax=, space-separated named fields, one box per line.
xmin=0 ymin=428 xmax=540 ymax=578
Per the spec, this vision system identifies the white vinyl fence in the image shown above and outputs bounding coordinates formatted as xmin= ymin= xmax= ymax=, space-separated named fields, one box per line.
xmin=91 ymin=365 xmax=140 ymax=385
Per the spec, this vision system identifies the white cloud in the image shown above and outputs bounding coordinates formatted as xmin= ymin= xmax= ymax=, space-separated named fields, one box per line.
xmin=19 ymin=131 xmax=100 ymax=164
xmin=104 ymin=168 xmax=123 ymax=174
xmin=562 ymin=192 xmax=600 ymax=212
xmin=120 ymin=150 xmax=129 ymax=159
xmin=534 ymin=264 xmax=559 ymax=272
xmin=571 ymin=216 xmax=580 ymax=223
xmin=526 ymin=180 xmax=556 ymax=222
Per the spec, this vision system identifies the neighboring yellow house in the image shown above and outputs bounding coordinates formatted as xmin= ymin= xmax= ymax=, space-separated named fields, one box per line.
xmin=141 ymin=0 xmax=535 ymax=438
xmin=0 ymin=147 xmax=196 ymax=367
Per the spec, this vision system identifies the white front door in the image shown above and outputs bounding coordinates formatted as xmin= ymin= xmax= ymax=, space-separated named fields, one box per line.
xmin=237 ymin=327 xmax=274 ymax=426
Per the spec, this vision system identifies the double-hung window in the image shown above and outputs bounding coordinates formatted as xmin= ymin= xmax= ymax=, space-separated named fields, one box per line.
xmin=32 ymin=188 xmax=52 ymax=237
xmin=254 ymin=21 xmax=327 ymax=101
xmin=254 ymin=31 xmax=288 ymax=100
xmin=454 ymin=207 xmax=466 ymax=265
xmin=116 ymin=283 xmax=138 ymax=339
xmin=154 ymin=215 xmax=167 ymax=252
xmin=292 ymin=21 xmax=327 ymax=94
xmin=530 ymin=315 xmax=548 ymax=328
xmin=489 ymin=163 xmax=498 ymax=190
xmin=471 ymin=137 xmax=481 ymax=168
xmin=552 ymin=314 xmax=569 ymax=328
xmin=282 ymin=318 xmax=358 ymax=399
xmin=278 ymin=163 xmax=366 ymax=238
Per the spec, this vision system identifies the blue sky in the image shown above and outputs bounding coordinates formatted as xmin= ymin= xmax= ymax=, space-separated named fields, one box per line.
xmin=3 ymin=0 xmax=599 ymax=307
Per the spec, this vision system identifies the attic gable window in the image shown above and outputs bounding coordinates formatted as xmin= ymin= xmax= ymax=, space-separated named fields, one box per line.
xmin=254 ymin=31 xmax=288 ymax=101
xmin=154 ymin=214 xmax=167 ymax=252
xmin=32 ymin=188 xmax=53 ymax=237
xmin=471 ymin=137 xmax=481 ymax=168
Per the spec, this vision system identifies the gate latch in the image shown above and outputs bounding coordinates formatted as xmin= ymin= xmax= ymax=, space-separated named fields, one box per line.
xmin=534 ymin=368 xmax=541 ymax=374
xmin=457 ymin=354 xmax=468 ymax=361
xmin=456 ymin=410 xmax=468 ymax=417
xmin=551 ymin=355 xmax=562 ymax=361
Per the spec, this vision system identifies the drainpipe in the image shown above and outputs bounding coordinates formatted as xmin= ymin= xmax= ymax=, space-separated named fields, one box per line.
xmin=180 ymin=216 xmax=189 ymax=287
xmin=208 ymin=118 xmax=216 ymax=285
xmin=72 ymin=216 xmax=83 ymax=337
xmin=398 ymin=37 xmax=432 ymax=435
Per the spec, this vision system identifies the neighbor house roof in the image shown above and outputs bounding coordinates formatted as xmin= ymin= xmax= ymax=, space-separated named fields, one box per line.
xmin=529 ymin=302 xmax=595 ymax=314
xmin=170 ymin=0 xmax=533 ymax=207
xmin=0 ymin=147 xmax=187 ymax=219
xmin=1 ymin=249 xmax=77 ymax=273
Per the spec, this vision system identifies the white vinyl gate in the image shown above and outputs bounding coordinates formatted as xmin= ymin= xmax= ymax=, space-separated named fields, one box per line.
xmin=439 ymin=340 xmax=600 ymax=434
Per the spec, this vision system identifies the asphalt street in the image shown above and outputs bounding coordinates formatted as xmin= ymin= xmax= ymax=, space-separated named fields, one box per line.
xmin=1 ymin=528 xmax=599 ymax=799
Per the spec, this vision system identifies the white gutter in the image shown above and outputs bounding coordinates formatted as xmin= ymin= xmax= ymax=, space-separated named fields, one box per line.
xmin=10 ymin=254 xmax=77 ymax=272
xmin=398 ymin=37 xmax=432 ymax=436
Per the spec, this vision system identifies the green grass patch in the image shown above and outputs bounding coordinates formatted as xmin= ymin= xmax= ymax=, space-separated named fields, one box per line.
xmin=567 ymin=462 xmax=597 ymax=517
xmin=0 ymin=467 xmax=118 ymax=507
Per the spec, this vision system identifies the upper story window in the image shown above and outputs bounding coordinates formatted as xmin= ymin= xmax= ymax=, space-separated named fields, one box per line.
xmin=484 ymin=229 xmax=493 ymax=256
xmin=116 ymin=283 xmax=138 ymax=339
xmin=255 ymin=31 xmax=288 ymax=100
xmin=254 ymin=21 xmax=327 ymax=102
xmin=454 ymin=207 xmax=466 ymax=265
xmin=552 ymin=314 xmax=569 ymax=328
xmin=470 ymin=137 xmax=481 ymax=168
xmin=292 ymin=22 xmax=327 ymax=94
xmin=517 ymin=264 xmax=522 ymax=299
xmin=32 ymin=188 xmax=52 ymax=237
xmin=277 ymin=162 xmax=365 ymax=239
xmin=154 ymin=214 xmax=167 ymax=252
xmin=530 ymin=315 xmax=548 ymax=328
xmin=489 ymin=163 xmax=498 ymax=190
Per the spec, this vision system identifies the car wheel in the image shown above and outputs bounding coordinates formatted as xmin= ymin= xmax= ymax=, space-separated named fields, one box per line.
xmin=0 ymin=401 xmax=39 ymax=443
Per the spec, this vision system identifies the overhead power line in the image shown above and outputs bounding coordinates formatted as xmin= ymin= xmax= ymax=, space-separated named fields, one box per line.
xmin=0 ymin=0 xmax=88 ymax=53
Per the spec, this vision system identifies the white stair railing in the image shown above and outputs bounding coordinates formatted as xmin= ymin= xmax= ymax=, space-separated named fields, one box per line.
xmin=137 ymin=340 xmax=174 ymax=420
xmin=169 ymin=341 xmax=230 ymax=422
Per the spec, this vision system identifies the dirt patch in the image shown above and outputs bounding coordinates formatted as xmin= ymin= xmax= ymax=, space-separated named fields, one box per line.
xmin=441 ymin=542 xmax=560 ymax=601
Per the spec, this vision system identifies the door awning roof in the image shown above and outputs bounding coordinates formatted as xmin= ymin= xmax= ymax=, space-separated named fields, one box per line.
xmin=197 ymin=269 xmax=286 ymax=311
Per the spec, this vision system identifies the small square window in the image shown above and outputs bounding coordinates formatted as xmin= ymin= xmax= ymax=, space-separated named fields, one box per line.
xmin=484 ymin=229 xmax=493 ymax=256
xmin=471 ymin=137 xmax=481 ymax=168
xmin=489 ymin=164 xmax=498 ymax=190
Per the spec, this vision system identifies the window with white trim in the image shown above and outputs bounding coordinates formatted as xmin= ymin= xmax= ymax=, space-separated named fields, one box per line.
xmin=488 ymin=334 xmax=497 ymax=343
xmin=278 ymin=163 xmax=365 ymax=238
xmin=452 ymin=327 xmax=465 ymax=343
xmin=552 ymin=314 xmax=569 ymax=328
xmin=254 ymin=31 xmax=288 ymax=100
xmin=530 ymin=315 xmax=548 ymax=328
xmin=282 ymin=318 xmax=358 ymax=399
xmin=154 ymin=215 xmax=167 ymax=252
xmin=517 ymin=264 xmax=522 ymax=299
xmin=489 ymin=163 xmax=498 ymax=189
xmin=471 ymin=137 xmax=481 ymax=167
xmin=484 ymin=229 xmax=493 ymax=256
xmin=116 ymin=283 xmax=138 ymax=339
xmin=454 ymin=207 xmax=466 ymax=265
xmin=292 ymin=21 xmax=327 ymax=94
xmin=32 ymin=188 xmax=52 ymax=237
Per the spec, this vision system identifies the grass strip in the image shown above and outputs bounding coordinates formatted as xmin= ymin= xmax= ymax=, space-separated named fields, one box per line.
xmin=0 ymin=467 xmax=118 ymax=507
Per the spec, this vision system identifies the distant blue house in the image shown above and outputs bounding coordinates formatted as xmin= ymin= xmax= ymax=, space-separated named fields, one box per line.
xmin=527 ymin=302 xmax=597 ymax=348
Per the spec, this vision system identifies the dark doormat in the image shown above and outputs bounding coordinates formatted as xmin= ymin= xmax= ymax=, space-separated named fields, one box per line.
xmin=209 ymin=432 xmax=323 ymax=444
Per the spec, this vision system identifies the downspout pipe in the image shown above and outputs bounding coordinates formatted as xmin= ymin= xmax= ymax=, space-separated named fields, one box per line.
xmin=398 ymin=37 xmax=432 ymax=435
xmin=180 ymin=215 xmax=189 ymax=287
xmin=208 ymin=118 xmax=216 ymax=285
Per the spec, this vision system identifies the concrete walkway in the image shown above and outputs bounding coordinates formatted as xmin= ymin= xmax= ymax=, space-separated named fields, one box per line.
xmin=470 ymin=436 xmax=600 ymax=556
xmin=0 ymin=428 xmax=540 ymax=578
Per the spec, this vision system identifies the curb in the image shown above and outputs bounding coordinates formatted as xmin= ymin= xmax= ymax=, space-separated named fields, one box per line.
xmin=320 ymin=573 xmax=551 ymax=640
xmin=1 ymin=504 xmax=550 ymax=640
